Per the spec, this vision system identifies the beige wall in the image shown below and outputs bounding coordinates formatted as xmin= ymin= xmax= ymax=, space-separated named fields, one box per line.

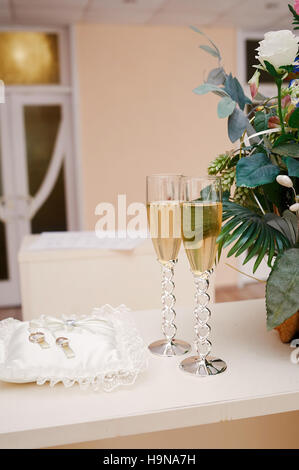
xmin=74 ymin=24 xmax=238 ymax=287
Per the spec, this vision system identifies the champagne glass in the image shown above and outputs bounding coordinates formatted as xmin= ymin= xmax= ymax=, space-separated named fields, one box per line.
xmin=146 ymin=174 xmax=191 ymax=356
xmin=180 ymin=176 xmax=227 ymax=376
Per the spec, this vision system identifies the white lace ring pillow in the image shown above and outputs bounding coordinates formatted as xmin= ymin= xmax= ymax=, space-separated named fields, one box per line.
xmin=0 ymin=305 xmax=148 ymax=392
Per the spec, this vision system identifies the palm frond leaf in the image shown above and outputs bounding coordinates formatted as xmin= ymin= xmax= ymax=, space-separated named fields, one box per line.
xmin=217 ymin=201 xmax=292 ymax=272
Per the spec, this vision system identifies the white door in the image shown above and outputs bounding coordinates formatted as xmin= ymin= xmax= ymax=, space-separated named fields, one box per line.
xmin=0 ymin=92 xmax=79 ymax=306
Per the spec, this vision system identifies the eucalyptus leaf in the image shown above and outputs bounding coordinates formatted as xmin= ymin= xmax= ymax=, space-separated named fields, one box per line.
xmin=246 ymin=121 xmax=260 ymax=145
xmin=224 ymin=74 xmax=251 ymax=110
xmin=200 ymin=45 xmax=219 ymax=58
xmin=272 ymin=143 xmax=299 ymax=158
xmin=254 ymin=91 xmax=269 ymax=102
xmin=233 ymin=76 xmax=252 ymax=110
xmin=236 ymin=153 xmax=280 ymax=187
xmin=207 ymin=67 xmax=226 ymax=85
xmin=227 ymin=107 xmax=249 ymax=143
xmin=217 ymin=96 xmax=236 ymax=118
xmin=190 ymin=25 xmax=221 ymax=60
xmin=193 ymin=83 xmax=228 ymax=97
xmin=266 ymin=248 xmax=299 ymax=330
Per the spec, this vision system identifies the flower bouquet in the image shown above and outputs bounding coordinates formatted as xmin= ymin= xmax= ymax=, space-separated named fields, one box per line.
xmin=192 ymin=3 xmax=299 ymax=342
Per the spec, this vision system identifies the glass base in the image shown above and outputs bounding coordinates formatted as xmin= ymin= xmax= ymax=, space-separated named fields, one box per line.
xmin=148 ymin=338 xmax=191 ymax=357
xmin=179 ymin=355 xmax=227 ymax=376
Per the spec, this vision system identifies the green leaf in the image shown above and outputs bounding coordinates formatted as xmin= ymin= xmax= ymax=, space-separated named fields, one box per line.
xmin=190 ymin=26 xmax=221 ymax=60
xmin=199 ymin=184 xmax=213 ymax=200
xmin=288 ymin=108 xmax=299 ymax=129
xmin=207 ymin=67 xmax=226 ymax=85
xmin=266 ymin=248 xmax=299 ymax=330
xmin=265 ymin=212 xmax=297 ymax=246
xmin=243 ymin=225 xmax=265 ymax=266
xmin=233 ymin=224 xmax=260 ymax=257
xmin=289 ymin=4 xmax=299 ymax=21
xmin=217 ymin=201 xmax=291 ymax=272
xmin=279 ymin=65 xmax=294 ymax=73
xmin=254 ymin=111 xmax=269 ymax=133
xmin=282 ymin=209 xmax=299 ymax=245
xmin=272 ymin=143 xmax=299 ymax=158
xmin=264 ymin=60 xmax=280 ymax=78
xmin=193 ymin=83 xmax=228 ymax=97
xmin=236 ymin=153 xmax=280 ymax=187
xmin=199 ymin=45 xmax=219 ymax=58
xmin=217 ymin=96 xmax=236 ymax=118
xmin=228 ymin=107 xmax=249 ymax=143
xmin=283 ymin=156 xmax=299 ymax=177
xmin=233 ymin=76 xmax=252 ymax=109
xmin=246 ymin=121 xmax=260 ymax=145
xmin=253 ymin=229 xmax=269 ymax=273
xmin=261 ymin=181 xmax=284 ymax=213
xmin=224 ymin=74 xmax=251 ymax=110
xmin=272 ymin=134 xmax=295 ymax=148
xmin=226 ymin=223 xmax=255 ymax=255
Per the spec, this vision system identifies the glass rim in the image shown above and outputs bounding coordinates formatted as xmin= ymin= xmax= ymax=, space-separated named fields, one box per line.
xmin=181 ymin=175 xmax=221 ymax=182
xmin=146 ymin=174 xmax=183 ymax=179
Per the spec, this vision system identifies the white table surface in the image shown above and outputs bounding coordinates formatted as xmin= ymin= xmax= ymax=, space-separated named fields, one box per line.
xmin=0 ymin=298 xmax=298 ymax=449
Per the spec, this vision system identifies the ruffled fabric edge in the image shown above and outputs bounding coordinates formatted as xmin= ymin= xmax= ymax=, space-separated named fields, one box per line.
xmin=0 ymin=317 xmax=21 ymax=363
xmin=0 ymin=305 xmax=148 ymax=392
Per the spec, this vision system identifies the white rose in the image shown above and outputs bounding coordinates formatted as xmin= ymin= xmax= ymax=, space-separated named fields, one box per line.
xmin=256 ymin=30 xmax=299 ymax=71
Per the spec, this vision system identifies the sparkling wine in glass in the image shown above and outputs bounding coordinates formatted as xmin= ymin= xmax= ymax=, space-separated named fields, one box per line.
xmin=180 ymin=176 xmax=227 ymax=376
xmin=146 ymin=175 xmax=191 ymax=357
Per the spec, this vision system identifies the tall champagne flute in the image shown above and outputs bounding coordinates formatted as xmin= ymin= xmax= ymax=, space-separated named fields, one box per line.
xmin=146 ymin=175 xmax=191 ymax=356
xmin=180 ymin=176 xmax=227 ymax=376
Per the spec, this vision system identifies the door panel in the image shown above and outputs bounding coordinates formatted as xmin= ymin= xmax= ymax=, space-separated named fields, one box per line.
xmin=0 ymin=93 xmax=77 ymax=306
xmin=22 ymin=103 xmax=67 ymax=233
xmin=0 ymin=142 xmax=9 ymax=280
xmin=0 ymin=99 xmax=21 ymax=305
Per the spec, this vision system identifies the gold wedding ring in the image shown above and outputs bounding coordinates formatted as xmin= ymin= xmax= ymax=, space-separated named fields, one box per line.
xmin=56 ymin=337 xmax=75 ymax=359
xmin=29 ymin=332 xmax=50 ymax=349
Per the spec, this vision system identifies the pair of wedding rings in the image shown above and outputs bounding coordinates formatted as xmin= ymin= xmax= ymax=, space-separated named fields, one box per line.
xmin=28 ymin=332 xmax=75 ymax=359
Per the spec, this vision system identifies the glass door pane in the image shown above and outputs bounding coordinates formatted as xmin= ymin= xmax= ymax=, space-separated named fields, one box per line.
xmin=31 ymin=165 xmax=67 ymax=233
xmin=23 ymin=104 xmax=67 ymax=233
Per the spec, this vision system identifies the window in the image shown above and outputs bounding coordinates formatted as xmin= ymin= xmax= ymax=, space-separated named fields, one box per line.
xmin=0 ymin=32 xmax=60 ymax=85
xmin=245 ymin=39 xmax=274 ymax=84
xmin=237 ymin=30 xmax=278 ymax=97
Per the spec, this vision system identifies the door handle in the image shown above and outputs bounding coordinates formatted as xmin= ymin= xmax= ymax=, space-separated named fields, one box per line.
xmin=0 ymin=195 xmax=14 ymax=209
xmin=15 ymin=195 xmax=33 ymax=220
xmin=0 ymin=195 xmax=33 ymax=222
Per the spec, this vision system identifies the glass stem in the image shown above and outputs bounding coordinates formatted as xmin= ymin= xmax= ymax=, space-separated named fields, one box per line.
xmin=193 ymin=270 xmax=212 ymax=375
xmin=161 ymin=260 xmax=177 ymax=346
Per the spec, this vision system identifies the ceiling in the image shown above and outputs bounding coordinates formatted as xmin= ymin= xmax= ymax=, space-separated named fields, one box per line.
xmin=0 ymin=0 xmax=294 ymax=31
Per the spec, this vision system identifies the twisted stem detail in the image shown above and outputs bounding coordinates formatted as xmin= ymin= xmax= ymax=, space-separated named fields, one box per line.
xmin=193 ymin=270 xmax=213 ymax=375
xmin=161 ymin=260 xmax=177 ymax=345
